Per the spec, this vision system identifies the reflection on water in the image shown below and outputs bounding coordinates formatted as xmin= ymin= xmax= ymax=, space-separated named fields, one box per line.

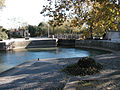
xmin=0 ymin=47 xmax=109 ymax=73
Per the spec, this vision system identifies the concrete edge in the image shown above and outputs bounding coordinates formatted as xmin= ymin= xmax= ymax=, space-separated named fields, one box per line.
xmin=75 ymin=46 xmax=116 ymax=53
xmin=0 ymin=57 xmax=82 ymax=76
xmin=0 ymin=60 xmax=36 ymax=76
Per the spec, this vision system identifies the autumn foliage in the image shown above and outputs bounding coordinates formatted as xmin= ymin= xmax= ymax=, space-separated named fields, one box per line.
xmin=41 ymin=0 xmax=120 ymax=39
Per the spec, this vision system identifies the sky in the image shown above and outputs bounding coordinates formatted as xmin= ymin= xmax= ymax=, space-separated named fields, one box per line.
xmin=0 ymin=0 xmax=49 ymax=29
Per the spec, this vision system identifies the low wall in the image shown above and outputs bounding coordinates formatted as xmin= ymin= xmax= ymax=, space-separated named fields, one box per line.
xmin=1 ymin=39 xmax=120 ymax=52
xmin=0 ymin=42 xmax=6 ymax=50
xmin=58 ymin=39 xmax=75 ymax=47
xmin=75 ymin=40 xmax=120 ymax=52
xmin=13 ymin=40 xmax=57 ymax=49
xmin=0 ymin=39 xmax=57 ymax=50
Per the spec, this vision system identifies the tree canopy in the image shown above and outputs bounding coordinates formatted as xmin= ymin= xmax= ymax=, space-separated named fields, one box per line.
xmin=0 ymin=0 xmax=5 ymax=9
xmin=41 ymin=0 xmax=120 ymax=39
xmin=0 ymin=26 xmax=8 ymax=40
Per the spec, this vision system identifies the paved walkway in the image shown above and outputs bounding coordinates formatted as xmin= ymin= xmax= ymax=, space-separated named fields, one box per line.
xmin=0 ymin=38 xmax=57 ymax=44
xmin=64 ymin=52 xmax=120 ymax=90
xmin=0 ymin=52 xmax=120 ymax=90
xmin=0 ymin=58 xmax=80 ymax=90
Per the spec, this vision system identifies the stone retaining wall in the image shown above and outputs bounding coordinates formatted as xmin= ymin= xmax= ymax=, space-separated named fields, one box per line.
xmin=12 ymin=40 xmax=57 ymax=49
xmin=58 ymin=39 xmax=75 ymax=47
xmin=0 ymin=39 xmax=57 ymax=50
xmin=75 ymin=40 xmax=120 ymax=52
xmin=0 ymin=42 xmax=6 ymax=50
xmin=1 ymin=39 xmax=120 ymax=51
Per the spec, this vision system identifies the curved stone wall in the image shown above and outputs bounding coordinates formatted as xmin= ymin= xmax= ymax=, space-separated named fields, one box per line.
xmin=75 ymin=40 xmax=120 ymax=52
xmin=1 ymin=39 xmax=120 ymax=52
xmin=57 ymin=39 xmax=75 ymax=47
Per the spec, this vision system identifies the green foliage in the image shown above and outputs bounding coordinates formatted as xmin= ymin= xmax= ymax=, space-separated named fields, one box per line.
xmin=41 ymin=0 xmax=120 ymax=39
xmin=41 ymin=0 xmax=67 ymax=33
xmin=28 ymin=25 xmax=38 ymax=37
xmin=47 ymin=21 xmax=81 ymax=34
xmin=28 ymin=22 xmax=48 ymax=37
xmin=0 ymin=0 xmax=6 ymax=40
xmin=38 ymin=22 xmax=48 ymax=36
xmin=0 ymin=27 xmax=8 ymax=40
xmin=10 ymin=34 xmax=23 ymax=38
xmin=0 ymin=0 xmax=5 ymax=8
xmin=0 ymin=32 xmax=8 ymax=40
xmin=62 ymin=57 xmax=103 ymax=76
xmin=27 ymin=21 xmax=79 ymax=37
xmin=54 ymin=21 xmax=71 ymax=34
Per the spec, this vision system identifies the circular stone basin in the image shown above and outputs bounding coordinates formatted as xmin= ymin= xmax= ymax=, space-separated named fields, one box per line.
xmin=0 ymin=47 xmax=110 ymax=73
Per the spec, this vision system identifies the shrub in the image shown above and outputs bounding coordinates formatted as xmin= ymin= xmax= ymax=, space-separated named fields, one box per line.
xmin=0 ymin=31 xmax=8 ymax=40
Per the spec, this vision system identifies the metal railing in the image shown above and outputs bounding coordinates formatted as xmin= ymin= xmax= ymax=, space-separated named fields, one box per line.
xmin=54 ymin=34 xmax=82 ymax=39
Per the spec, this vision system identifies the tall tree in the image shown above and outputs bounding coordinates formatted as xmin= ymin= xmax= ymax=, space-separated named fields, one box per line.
xmin=28 ymin=25 xmax=37 ymax=37
xmin=38 ymin=22 xmax=48 ymax=36
xmin=0 ymin=0 xmax=8 ymax=40
xmin=0 ymin=0 xmax=5 ymax=9
xmin=41 ymin=0 xmax=67 ymax=34
xmin=0 ymin=26 xmax=8 ymax=40
xmin=41 ymin=0 xmax=120 ymax=39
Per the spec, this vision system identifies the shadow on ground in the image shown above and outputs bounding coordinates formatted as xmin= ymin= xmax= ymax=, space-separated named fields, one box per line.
xmin=0 ymin=58 xmax=80 ymax=90
xmin=64 ymin=53 xmax=120 ymax=90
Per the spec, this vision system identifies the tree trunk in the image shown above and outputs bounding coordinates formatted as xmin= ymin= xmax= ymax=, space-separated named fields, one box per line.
xmin=53 ymin=26 xmax=55 ymax=35
xmin=90 ymin=23 xmax=93 ymax=39
xmin=23 ymin=30 xmax=25 ymax=37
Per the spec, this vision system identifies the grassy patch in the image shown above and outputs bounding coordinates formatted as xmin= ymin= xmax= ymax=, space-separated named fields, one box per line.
xmin=62 ymin=57 xmax=103 ymax=76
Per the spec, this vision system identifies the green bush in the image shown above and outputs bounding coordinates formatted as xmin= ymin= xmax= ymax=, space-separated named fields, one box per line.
xmin=62 ymin=57 xmax=103 ymax=76
xmin=0 ymin=31 xmax=8 ymax=40
xmin=10 ymin=34 xmax=23 ymax=38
